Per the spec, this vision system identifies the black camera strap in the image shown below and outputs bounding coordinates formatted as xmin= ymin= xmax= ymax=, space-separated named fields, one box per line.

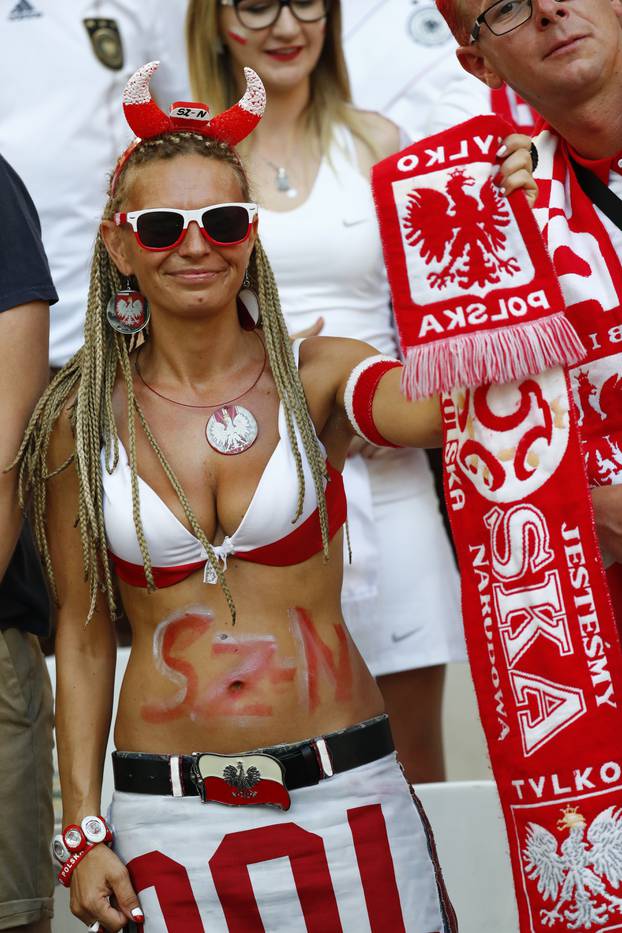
xmin=569 ymin=154 xmax=622 ymax=234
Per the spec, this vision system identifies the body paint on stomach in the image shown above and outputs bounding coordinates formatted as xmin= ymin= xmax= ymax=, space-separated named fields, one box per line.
xmin=289 ymin=607 xmax=353 ymax=712
xmin=141 ymin=608 xmax=297 ymax=724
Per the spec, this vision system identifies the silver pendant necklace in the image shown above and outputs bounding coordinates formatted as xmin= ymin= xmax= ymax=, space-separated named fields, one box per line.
xmin=263 ymin=157 xmax=299 ymax=199
xmin=134 ymin=333 xmax=267 ymax=456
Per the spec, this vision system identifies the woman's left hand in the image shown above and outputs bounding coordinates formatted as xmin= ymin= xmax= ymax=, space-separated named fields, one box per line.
xmin=496 ymin=133 xmax=538 ymax=208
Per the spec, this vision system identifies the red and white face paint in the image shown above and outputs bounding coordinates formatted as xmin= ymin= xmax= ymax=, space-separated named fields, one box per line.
xmin=218 ymin=1 xmax=327 ymax=94
xmin=226 ymin=28 xmax=248 ymax=45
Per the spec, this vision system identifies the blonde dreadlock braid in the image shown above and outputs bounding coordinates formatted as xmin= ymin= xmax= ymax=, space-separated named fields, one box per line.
xmin=13 ymin=132 xmax=330 ymax=625
xmin=249 ymin=240 xmax=330 ymax=549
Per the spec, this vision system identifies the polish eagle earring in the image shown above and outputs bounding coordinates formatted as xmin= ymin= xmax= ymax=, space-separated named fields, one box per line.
xmin=106 ymin=277 xmax=150 ymax=335
xmin=237 ymin=269 xmax=261 ymax=330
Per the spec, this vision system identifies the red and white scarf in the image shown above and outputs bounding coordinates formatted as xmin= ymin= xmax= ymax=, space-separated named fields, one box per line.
xmin=372 ymin=115 xmax=584 ymax=399
xmin=373 ymin=116 xmax=622 ymax=933
xmin=533 ymin=127 xmax=622 ymax=492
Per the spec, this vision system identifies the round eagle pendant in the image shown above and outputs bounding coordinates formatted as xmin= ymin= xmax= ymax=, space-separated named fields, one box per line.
xmin=206 ymin=405 xmax=258 ymax=456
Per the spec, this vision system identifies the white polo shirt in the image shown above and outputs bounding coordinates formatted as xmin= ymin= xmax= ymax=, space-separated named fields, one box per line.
xmin=341 ymin=0 xmax=491 ymax=141
xmin=0 ymin=0 xmax=191 ymax=366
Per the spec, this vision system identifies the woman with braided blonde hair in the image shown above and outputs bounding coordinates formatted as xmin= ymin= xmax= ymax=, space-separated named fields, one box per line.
xmin=15 ymin=63 xmax=462 ymax=931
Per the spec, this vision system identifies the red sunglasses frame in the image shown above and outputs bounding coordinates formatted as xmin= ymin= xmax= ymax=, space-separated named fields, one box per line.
xmin=114 ymin=202 xmax=259 ymax=252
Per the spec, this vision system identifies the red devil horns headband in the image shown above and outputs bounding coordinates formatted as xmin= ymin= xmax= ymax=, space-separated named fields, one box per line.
xmin=110 ymin=61 xmax=266 ymax=193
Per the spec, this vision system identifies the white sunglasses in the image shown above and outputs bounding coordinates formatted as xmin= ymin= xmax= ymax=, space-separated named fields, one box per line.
xmin=114 ymin=202 xmax=258 ymax=251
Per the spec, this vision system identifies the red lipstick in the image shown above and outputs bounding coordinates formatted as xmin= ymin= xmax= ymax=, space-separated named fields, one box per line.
xmin=265 ymin=46 xmax=302 ymax=62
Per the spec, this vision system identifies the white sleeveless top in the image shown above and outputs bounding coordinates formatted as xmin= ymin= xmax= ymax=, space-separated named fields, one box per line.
xmin=258 ymin=125 xmax=397 ymax=357
xmin=258 ymin=126 xmax=464 ymax=672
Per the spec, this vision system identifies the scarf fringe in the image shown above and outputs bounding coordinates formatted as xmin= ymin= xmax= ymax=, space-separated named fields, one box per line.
xmin=401 ymin=313 xmax=586 ymax=400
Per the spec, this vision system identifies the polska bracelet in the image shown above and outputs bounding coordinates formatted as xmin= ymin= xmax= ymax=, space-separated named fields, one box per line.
xmin=63 ymin=823 xmax=86 ymax=853
xmin=61 ymin=816 xmax=112 ymax=856
xmin=56 ymin=815 xmax=114 ymax=885
xmin=81 ymin=815 xmax=112 ymax=845
xmin=57 ymin=843 xmax=97 ymax=887
xmin=52 ymin=833 xmax=70 ymax=865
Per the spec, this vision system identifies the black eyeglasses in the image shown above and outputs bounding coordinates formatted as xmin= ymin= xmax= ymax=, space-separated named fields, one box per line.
xmin=470 ymin=0 xmax=532 ymax=43
xmin=220 ymin=0 xmax=330 ymax=31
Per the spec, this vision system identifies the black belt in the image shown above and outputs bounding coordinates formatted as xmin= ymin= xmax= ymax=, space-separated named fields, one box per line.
xmin=112 ymin=715 xmax=393 ymax=796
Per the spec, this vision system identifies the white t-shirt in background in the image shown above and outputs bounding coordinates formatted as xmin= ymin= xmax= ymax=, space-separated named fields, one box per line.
xmin=341 ymin=0 xmax=491 ymax=141
xmin=0 ymin=0 xmax=191 ymax=367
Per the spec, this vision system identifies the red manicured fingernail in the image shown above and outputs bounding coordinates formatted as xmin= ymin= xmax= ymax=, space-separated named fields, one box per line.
xmin=131 ymin=908 xmax=145 ymax=921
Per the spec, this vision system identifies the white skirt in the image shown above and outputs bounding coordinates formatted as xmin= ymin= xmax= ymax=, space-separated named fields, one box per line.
xmin=110 ymin=753 xmax=456 ymax=932
xmin=342 ymin=448 xmax=465 ymax=677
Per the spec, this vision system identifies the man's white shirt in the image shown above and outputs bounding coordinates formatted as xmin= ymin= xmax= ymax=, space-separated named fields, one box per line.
xmin=0 ymin=0 xmax=190 ymax=366
xmin=341 ymin=0 xmax=491 ymax=141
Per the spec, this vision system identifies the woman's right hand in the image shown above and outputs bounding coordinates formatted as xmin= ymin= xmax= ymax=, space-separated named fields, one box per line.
xmin=70 ymin=844 xmax=144 ymax=932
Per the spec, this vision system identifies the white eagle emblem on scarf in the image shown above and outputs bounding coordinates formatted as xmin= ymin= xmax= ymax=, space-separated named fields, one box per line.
xmin=523 ymin=806 xmax=622 ymax=929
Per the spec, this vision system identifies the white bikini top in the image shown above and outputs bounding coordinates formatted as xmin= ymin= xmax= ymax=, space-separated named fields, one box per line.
xmin=101 ymin=340 xmax=346 ymax=588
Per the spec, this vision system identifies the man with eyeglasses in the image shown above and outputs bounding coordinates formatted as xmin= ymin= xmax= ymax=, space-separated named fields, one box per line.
xmin=436 ymin=0 xmax=622 ymax=618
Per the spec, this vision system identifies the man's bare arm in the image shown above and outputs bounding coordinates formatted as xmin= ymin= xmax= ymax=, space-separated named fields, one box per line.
xmin=0 ymin=300 xmax=49 ymax=580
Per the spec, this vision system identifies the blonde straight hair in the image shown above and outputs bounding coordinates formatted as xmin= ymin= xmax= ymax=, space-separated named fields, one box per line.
xmin=186 ymin=0 xmax=381 ymax=161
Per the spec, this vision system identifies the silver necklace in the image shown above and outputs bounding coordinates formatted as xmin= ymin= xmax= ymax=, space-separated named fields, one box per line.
xmin=262 ymin=157 xmax=299 ymax=199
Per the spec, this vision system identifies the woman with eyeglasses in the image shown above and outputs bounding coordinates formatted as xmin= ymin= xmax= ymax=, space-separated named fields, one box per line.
xmin=185 ymin=0 xmax=537 ymax=786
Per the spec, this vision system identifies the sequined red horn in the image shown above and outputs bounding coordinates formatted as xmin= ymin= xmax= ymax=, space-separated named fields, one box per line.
xmin=206 ymin=68 xmax=266 ymax=146
xmin=122 ymin=61 xmax=172 ymax=139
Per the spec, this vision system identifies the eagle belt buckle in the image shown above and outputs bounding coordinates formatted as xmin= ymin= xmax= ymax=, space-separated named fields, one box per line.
xmin=193 ymin=753 xmax=291 ymax=810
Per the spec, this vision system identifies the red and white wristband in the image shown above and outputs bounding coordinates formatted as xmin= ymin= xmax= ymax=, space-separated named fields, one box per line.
xmin=344 ymin=355 xmax=404 ymax=448
xmin=53 ymin=816 xmax=113 ymax=888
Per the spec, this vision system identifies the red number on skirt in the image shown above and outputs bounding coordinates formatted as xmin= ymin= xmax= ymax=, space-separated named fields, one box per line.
xmin=126 ymin=805 xmax=405 ymax=930
xmin=127 ymin=852 xmax=204 ymax=931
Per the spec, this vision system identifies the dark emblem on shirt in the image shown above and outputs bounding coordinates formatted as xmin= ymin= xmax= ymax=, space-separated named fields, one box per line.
xmin=8 ymin=0 xmax=41 ymax=20
xmin=223 ymin=761 xmax=262 ymax=798
xmin=83 ymin=18 xmax=124 ymax=71
xmin=408 ymin=4 xmax=451 ymax=46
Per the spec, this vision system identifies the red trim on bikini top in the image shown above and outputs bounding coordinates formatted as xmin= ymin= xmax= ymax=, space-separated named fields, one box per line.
xmin=109 ymin=461 xmax=346 ymax=588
